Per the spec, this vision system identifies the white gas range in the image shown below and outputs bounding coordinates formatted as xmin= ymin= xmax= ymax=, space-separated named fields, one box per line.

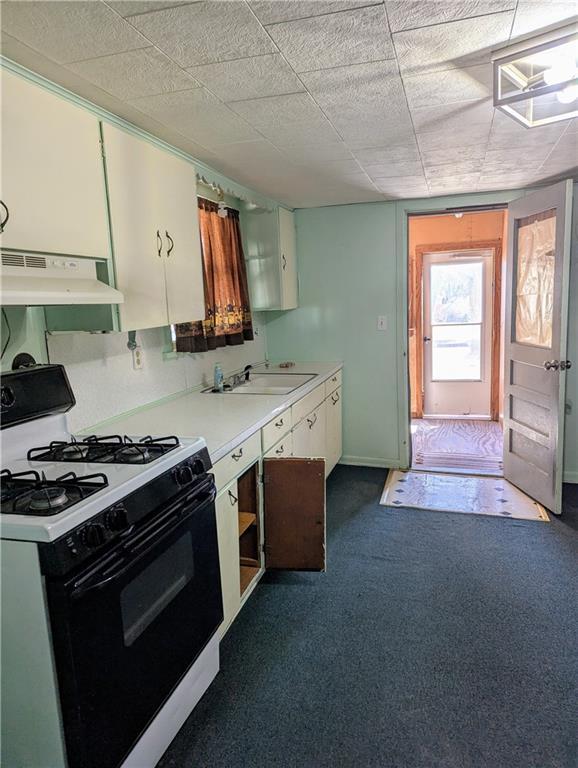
xmin=1 ymin=364 xmax=223 ymax=768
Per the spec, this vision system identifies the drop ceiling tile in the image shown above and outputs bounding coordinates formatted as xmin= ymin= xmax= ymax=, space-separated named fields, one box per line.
xmin=416 ymin=125 xmax=491 ymax=151
xmin=129 ymin=1 xmax=276 ymax=67
xmin=403 ymin=63 xmax=493 ymax=110
xmin=365 ymin=161 xmax=424 ymax=179
xmin=106 ymin=1 xmax=194 ymax=16
xmin=302 ymin=157 xmax=363 ymax=173
xmin=249 ymin=0 xmax=376 ymax=25
xmin=229 ymin=92 xmax=323 ymax=127
xmin=68 ymin=46 xmax=199 ymax=101
xmin=188 ymin=54 xmax=304 ymax=102
xmin=280 ymin=142 xmax=354 ymax=161
xmin=265 ymin=5 xmax=394 ymax=73
xmin=262 ymin=121 xmax=343 ymax=146
xmin=413 ymin=98 xmax=494 ymax=135
xmin=424 ymin=161 xmax=482 ymax=178
xmin=1 ymin=1 xmax=149 ymax=64
xmin=353 ymin=142 xmax=421 ymax=165
xmin=394 ymin=12 xmax=513 ymax=76
xmin=129 ymin=88 xmax=260 ymax=147
xmin=339 ymin=115 xmax=416 ymax=149
xmin=488 ymin=111 xmax=568 ymax=149
xmin=511 ymin=2 xmax=578 ymax=37
xmin=421 ymin=145 xmax=486 ymax=166
xmin=387 ymin=1 xmax=515 ymax=33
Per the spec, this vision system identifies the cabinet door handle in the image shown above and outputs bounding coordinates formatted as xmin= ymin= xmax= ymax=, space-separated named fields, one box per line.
xmin=231 ymin=447 xmax=243 ymax=461
xmin=228 ymin=490 xmax=238 ymax=506
xmin=282 ymin=254 xmax=287 ymax=270
xmin=275 ymin=418 xmax=284 ymax=428
xmin=307 ymin=413 xmax=317 ymax=429
xmin=156 ymin=230 xmax=163 ymax=258
xmin=331 ymin=392 xmax=340 ymax=405
xmin=165 ymin=230 xmax=174 ymax=257
xmin=275 ymin=444 xmax=285 ymax=455
xmin=0 ymin=200 xmax=9 ymax=233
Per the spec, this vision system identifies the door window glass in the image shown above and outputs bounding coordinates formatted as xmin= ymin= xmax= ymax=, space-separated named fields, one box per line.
xmin=514 ymin=209 xmax=556 ymax=348
xmin=120 ymin=533 xmax=194 ymax=647
xmin=430 ymin=261 xmax=483 ymax=381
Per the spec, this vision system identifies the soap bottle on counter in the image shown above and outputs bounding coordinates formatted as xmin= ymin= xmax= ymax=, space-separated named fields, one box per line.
xmin=213 ymin=363 xmax=224 ymax=392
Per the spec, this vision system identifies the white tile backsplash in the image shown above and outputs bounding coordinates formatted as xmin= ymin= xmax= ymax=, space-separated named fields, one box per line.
xmin=47 ymin=320 xmax=267 ymax=433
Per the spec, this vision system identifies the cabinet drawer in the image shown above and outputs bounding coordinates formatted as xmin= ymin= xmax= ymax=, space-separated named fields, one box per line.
xmin=291 ymin=383 xmax=325 ymax=425
xmin=213 ymin=432 xmax=261 ymax=491
xmin=264 ymin=433 xmax=293 ymax=459
xmin=261 ymin=407 xmax=292 ymax=452
xmin=325 ymin=370 xmax=342 ymax=398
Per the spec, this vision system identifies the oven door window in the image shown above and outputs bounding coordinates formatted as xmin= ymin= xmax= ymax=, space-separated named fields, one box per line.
xmin=121 ymin=532 xmax=194 ymax=646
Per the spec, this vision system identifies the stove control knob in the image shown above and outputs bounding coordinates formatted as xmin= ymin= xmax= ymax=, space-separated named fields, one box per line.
xmin=192 ymin=458 xmax=205 ymax=476
xmin=82 ymin=523 xmax=106 ymax=548
xmin=104 ymin=505 xmax=129 ymax=532
xmin=175 ymin=465 xmax=195 ymax=486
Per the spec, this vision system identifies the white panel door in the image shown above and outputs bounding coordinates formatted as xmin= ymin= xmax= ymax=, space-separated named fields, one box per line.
xmin=102 ymin=123 xmax=168 ymax=331
xmin=157 ymin=151 xmax=204 ymax=325
xmin=504 ymin=180 xmax=573 ymax=514
xmin=215 ymin=485 xmax=241 ymax=637
xmin=423 ymin=250 xmax=493 ymax=416
xmin=0 ymin=70 xmax=109 ymax=259
xmin=279 ymin=207 xmax=298 ymax=309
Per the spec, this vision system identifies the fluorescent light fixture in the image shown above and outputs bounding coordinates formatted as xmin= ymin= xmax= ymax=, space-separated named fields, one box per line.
xmin=492 ymin=20 xmax=578 ymax=127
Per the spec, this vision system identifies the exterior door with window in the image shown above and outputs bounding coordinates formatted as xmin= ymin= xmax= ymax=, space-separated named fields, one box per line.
xmin=423 ymin=250 xmax=493 ymax=416
xmin=503 ymin=180 xmax=573 ymax=514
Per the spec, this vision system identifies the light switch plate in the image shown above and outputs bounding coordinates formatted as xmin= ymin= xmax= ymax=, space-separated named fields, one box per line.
xmin=377 ymin=315 xmax=387 ymax=331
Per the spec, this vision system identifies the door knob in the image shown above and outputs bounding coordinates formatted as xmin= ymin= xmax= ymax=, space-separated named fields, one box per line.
xmin=544 ymin=360 xmax=560 ymax=371
xmin=560 ymin=360 xmax=572 ymax=371
xmin=423 ymin=336 xmax=431 ymax=343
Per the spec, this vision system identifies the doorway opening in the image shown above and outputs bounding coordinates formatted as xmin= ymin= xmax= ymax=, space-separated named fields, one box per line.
xmin=408 ymin=209 xmax=508 ymax=476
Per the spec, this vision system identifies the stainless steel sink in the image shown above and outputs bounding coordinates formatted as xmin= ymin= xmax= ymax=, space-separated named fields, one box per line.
xmin=204 ymin=372 xmax=316 ymax=395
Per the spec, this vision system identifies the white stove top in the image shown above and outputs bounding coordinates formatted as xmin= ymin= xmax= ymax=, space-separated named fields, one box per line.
xmin=1 ymin=415 xmax=206 ymax=543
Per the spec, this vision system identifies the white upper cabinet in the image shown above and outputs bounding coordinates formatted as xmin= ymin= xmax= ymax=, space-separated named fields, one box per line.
xmin=102 ymin=123 xmax=204 ymax=331
xmin=242 ymin=206 xmax=298 ymax=311
xmin=0 ymin=70 xmax=109 ymax=259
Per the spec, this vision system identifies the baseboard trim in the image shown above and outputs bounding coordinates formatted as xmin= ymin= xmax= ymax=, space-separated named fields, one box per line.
xmin=340 ymin=456 xmax=400 ymax=469
xmin=563 ymin=470 xmax=578 ymax=484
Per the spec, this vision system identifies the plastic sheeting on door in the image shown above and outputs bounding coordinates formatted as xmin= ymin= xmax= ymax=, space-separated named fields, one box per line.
xmin=515 ymin=209 xmax=556 ymax=349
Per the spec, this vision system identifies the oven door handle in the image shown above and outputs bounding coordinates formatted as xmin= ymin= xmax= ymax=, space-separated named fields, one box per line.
xmin=70 ymin=487 xmax=216 ymax=601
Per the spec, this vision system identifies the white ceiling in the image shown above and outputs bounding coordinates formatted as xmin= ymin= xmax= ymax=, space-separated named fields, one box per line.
xmin=1 ymin=0 xmax=577 ymax=207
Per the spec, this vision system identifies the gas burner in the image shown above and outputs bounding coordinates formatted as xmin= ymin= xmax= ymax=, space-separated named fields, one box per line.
xmin=0 ymin=470 xmax=109 ymax=517
xmin=29 ymin=486 xmax=68 ymax=512
xmin=27 ymin=435 xmax=180 ymax=465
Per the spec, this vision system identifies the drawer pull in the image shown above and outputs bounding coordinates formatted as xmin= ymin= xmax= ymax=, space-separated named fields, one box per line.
xmin=231 ymin=447 xmax=243 ymax=461
xmin=332 ymin=376 xmax=337 ymax=382
xmin=275 ymin=444 xmax=285 ymax=455
xmin=228 ymin=490 xmax=238 ymax=506
xmin=331 ymin=392 xmax=340 ymax=405
xmin=307 ymin=413 xmax=317 ymax=430
xmin=275 ymin=418 xmax=284 ymax=428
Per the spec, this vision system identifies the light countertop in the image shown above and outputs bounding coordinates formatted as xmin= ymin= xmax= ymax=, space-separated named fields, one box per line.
xmin=86 ymin=362 xmax=342 ymax=464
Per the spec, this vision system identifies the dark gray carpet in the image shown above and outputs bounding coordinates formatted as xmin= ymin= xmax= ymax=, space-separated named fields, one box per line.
xmin=159 ymin=466 xmax=578 ymax=768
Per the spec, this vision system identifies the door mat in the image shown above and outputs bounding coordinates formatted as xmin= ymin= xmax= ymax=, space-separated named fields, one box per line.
xmin=380 ymin=470 xmax=548 ymax=522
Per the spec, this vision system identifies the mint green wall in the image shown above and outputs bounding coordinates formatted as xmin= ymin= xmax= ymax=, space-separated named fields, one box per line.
xmin=0 ymin=308 xmax=47 ymax=371
xmin=265 ymin=188 xmax=578 ymax=481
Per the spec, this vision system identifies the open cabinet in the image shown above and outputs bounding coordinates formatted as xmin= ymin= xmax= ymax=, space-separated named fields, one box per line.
xmin=215 ymin=456 xmax=325 ymax=637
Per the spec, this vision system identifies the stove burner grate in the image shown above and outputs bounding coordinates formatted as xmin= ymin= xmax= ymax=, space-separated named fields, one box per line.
xmin=27 ymin=435 xmax=180 ymax=465
xmin=1 ymin=469 xmax=109 ymax=517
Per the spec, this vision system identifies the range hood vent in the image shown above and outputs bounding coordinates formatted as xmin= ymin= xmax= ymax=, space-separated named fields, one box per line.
xmin=0 ymin=252 xmax=124 ymax=306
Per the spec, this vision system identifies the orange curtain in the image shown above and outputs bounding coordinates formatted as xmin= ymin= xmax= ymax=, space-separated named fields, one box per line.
xmin=175 ymin=198 xmax=253 ymax=353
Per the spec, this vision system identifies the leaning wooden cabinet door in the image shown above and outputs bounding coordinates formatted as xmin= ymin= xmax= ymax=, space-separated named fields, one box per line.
xmin=503 ymin=179 xmax=573 ymax=514
xmin=263 ymin=458 xmax=326 ymax=571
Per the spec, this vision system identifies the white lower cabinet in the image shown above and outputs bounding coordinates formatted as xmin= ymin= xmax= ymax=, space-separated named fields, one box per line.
xmin=215 ymin=483 xmax=241 ymax=637
xmin=325 ymin=387 xmax=342 ymax=476
xmin=292 ymin=401 xmax=326 ymax=459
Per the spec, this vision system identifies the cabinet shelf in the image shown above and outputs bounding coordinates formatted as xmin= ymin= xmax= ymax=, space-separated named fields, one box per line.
xmin=238 ymin=512 xmax=257 ymax=537
xmin=240 ymin=565 xmax=260 ymax=595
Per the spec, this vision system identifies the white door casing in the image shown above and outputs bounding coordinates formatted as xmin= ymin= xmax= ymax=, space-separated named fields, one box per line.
xmin=503 ymin=180 xmax=573 ymax=514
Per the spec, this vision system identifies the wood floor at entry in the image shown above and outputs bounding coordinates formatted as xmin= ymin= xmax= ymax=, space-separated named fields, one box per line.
xmin=411 ymin=418 xmax=503 ymax=475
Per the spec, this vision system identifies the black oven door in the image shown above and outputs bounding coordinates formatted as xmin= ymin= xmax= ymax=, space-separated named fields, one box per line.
xmin=46 ymin=482 xmax=222 ymax=768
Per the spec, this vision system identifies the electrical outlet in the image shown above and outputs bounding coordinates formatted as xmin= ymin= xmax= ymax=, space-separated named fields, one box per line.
xmin=132 ymin=346 xmax=144 ymax=370
xmin=377 ymin=315 xmax=387 ymax=331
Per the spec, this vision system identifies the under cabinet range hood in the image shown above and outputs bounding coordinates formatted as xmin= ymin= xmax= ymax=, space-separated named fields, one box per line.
xmin=0 ymin=253 xmax=124 ymax=305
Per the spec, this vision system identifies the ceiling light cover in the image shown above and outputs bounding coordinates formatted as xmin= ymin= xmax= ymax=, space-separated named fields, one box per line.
xmin=493 ymin=21 xmax=578 ymax=128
